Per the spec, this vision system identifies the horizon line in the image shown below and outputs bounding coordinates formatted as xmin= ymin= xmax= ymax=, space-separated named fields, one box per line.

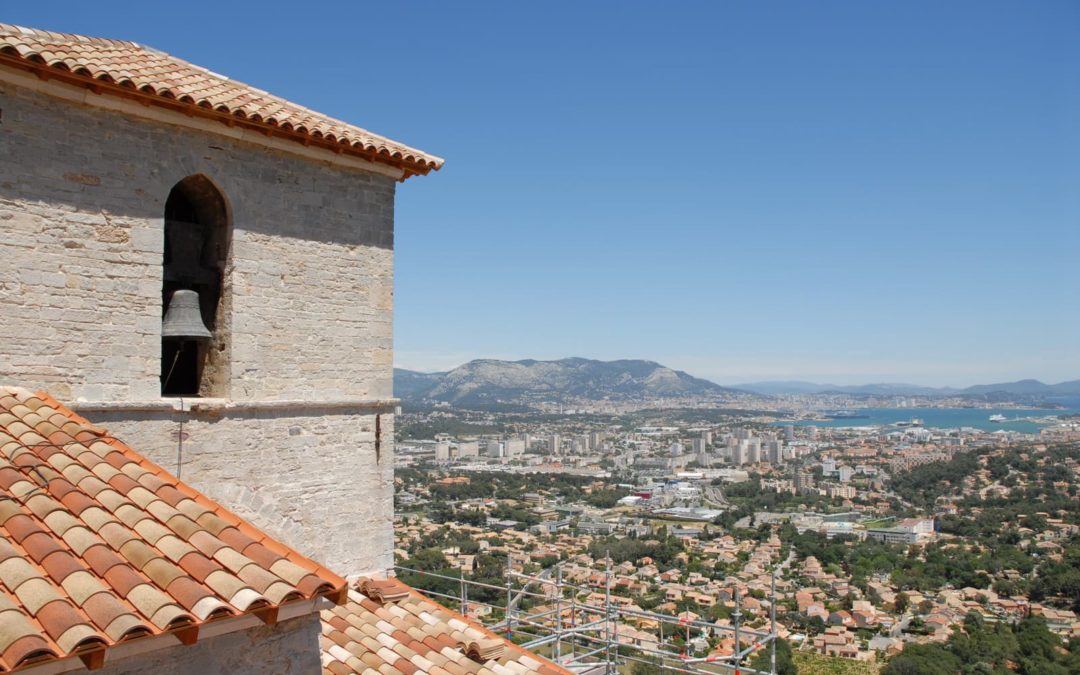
xmin=392 ymin=357 xmax=1078 ymax=390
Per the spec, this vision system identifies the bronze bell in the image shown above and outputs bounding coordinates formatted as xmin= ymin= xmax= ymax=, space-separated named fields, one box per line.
xmin=162 ymin=289 xmax=212 ymax=340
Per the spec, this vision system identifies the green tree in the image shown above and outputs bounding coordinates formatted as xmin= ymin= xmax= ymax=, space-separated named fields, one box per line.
xmin=884 ymin=607 xmax=1075 ymax=675
xmin=894 ymin=592 xmax=909 ymax=614
xmin=882 ymin=643 xmax=961 ymax=675
xmin=749 ymin=638 xmax=796 ymax=675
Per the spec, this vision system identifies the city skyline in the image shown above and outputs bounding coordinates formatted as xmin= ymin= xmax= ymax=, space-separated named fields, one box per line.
xmin=10 ymin=2 xmax=1078 ymax=387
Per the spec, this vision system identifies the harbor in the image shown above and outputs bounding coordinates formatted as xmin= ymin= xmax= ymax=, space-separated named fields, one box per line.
xmin=777 ymin=406 xmax=1079 ymax=433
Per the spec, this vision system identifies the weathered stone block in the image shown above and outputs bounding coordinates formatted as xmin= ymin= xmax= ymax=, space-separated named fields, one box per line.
xmin=0 ymin=80 xmax=400 ymax=577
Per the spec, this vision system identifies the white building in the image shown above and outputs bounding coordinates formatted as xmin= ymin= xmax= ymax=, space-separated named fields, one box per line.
xmin=504 ymin=438 xmax=526 ymax=458
xmin=747 ymin=439 xmax=762 ymax=464
xmin=767 ymin=440 xmax=785 ymax=465
xmin=732 ymin=442 xmax=746 ymax=466
xmin=550 ymin=434 xmax=562 ymax=454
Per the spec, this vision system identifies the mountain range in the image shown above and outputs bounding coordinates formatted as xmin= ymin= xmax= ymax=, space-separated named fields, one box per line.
xmin=393 ymin=357 xmax=741 ymax=404
xmin=732 ymin=379 xmax=1080 ymax=397
xmin=394 ymin=357 xmax=1080 ymax=406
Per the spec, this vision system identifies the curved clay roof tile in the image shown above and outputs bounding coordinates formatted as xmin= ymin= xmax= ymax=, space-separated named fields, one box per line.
xmin=0 ymin=387 xmax=346 ymax=669
xmin=4 ymin=635 xmax=58 ymax=669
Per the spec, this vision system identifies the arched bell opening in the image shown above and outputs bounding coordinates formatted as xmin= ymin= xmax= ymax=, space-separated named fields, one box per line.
xmin=161 ymin=175 xmax=231 ymax=397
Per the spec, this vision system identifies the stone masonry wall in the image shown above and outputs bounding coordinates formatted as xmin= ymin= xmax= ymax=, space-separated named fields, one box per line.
xmin=92 ymin=410 xmax=395 ymax=575
xmin=0 ymin=78 xmax=398 ymax=575
xmin=0 ymin=80 xmax=396 ymax=402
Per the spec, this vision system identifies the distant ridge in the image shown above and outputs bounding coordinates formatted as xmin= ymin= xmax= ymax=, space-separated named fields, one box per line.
xmin=394 ymin=361 xmax=1080 ymax=405
xmin=734 ymin=378 xmax=1080 ymax=398
xmin=393 ymin=357 xmax=743 ymax=404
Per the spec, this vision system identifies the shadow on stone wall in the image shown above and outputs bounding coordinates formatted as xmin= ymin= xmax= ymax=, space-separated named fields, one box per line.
xmin=0 ymin=81 xmax=397 ymax=250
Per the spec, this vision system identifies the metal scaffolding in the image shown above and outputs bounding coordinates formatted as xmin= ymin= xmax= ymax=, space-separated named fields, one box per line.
xmin=393 ymin=559 xmax=781 ymax=675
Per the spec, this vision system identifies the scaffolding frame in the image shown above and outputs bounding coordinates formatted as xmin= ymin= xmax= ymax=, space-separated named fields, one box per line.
xmin=393 ymin=559 xmax=781 ymax=675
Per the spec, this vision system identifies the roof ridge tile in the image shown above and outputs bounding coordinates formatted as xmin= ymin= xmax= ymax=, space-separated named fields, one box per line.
xmin=0 ymin=24 xmax=443 ymax=177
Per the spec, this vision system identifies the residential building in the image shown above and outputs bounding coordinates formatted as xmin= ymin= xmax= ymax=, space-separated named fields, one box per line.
xmin=794 ymin=470 xmax=815 ymax=493
xmin=814 ymin=626 xmax=858 ymax=659
xmin=825 ymin=484 xmax=857 ymax=499
xmin=767 ymin=440 xmax=785 ymax=465
xmin=504 ymin=438 xmax=526 ymax=458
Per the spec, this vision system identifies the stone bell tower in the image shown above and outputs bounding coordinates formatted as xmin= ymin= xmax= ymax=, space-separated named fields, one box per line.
xmin=0 ymin=24 xmax=443 ymax=575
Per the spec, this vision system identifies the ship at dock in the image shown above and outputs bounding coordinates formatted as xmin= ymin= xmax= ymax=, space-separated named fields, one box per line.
xmin=825 ymin=410 xmax=869 ymax=419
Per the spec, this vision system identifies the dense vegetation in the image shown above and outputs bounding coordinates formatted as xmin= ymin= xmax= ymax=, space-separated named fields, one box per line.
xmin=722 ymin=476 xmax=836 ymax=516
xmin=890 ymin=442 xmax=1078 ymax=514
xmin=791 ymin=650 xmax=880 ymax=675
xmin=1028 ymin=538 xmax=1080 ymax=613
xmin=410 ymin=470 xmax=632 ymax=510
xmin=883 ymin=613 xmax=1078 ymax=675
xmin=584 ymin=534 xmax=686 ymax=567
xmin=394 ymin=526 xmax=509 ymax=606
xmin=749 ymin=638 xmax=797 ymax=675
xmin=781 ymin=526 xmax=1018 ymax=593
xmin=889 ymin=452 xmax=980 ymax=510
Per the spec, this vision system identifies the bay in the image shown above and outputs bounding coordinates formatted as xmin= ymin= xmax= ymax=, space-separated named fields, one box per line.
xmin=775 ymin=406 xmax=1079 ymax=433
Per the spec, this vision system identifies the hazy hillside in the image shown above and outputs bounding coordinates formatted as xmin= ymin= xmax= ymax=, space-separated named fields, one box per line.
xmin=735 ymin=378 xmax=1080 ymax=398
xmin=392 ymin=369 xmax=445 ymax=400
xmin=394 ymin=357 xmax=741 ymax=404
xmin=962 ymin=379 xmax=1080 ymax=396
xmin=735 ymin=381 xmax=956 ymax=396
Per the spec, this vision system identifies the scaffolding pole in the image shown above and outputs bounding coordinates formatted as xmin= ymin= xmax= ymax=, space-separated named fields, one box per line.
xmin=570 ymin=586 xmax=577 ymax=662
xmin=395 ymin=562 xmax=779 ymax=675
xmin=505 ymin=554 xmax=513 ymax=639
xmin=733 ymin=588 xmax=742 ymax=674
xmin=555 ymin=563 xmax=562 ymax=664
xmin=770 ymin=569 xmax=777 ymax=675
xmin=604 ymin=554 xmax=613 ymax=675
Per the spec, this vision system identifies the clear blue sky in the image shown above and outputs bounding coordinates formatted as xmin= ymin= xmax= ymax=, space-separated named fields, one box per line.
xmin=9 ymin=2 xmax=1078 ymax=386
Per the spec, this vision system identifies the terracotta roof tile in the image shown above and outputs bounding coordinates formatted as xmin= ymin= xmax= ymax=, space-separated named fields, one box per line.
xmin=0 ymin=387 xmax=347 ymax=672
xmin=0 ymin=23 xmax=443 ymax=179
xmin=321 ymin=580 xmax=570 ymax=675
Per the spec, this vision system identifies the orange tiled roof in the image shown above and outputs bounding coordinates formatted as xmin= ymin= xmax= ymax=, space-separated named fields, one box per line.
xmin=321 ymin=577 xmax=570 ymax=675
xmin=0 ymin=24 xmax=443 ymax=179
xmin=0 ymin=387 xmax=347 ymax=671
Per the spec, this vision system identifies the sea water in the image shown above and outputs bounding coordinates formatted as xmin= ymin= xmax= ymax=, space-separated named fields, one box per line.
xmin=777 ymin=406 xmax=1078 ymax=433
